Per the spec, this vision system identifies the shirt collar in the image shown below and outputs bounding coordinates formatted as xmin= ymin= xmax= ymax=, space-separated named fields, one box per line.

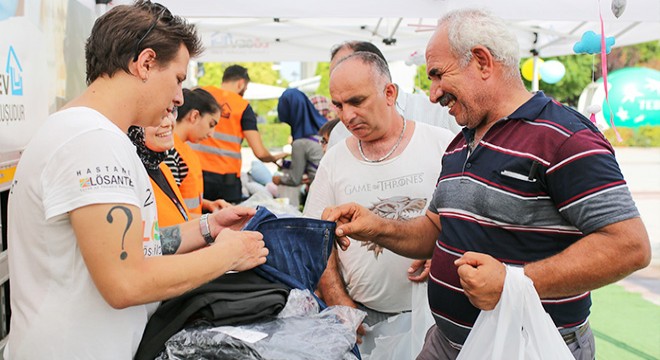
xmin=458 ymin=91 xmax=552 ymax=145
xmin=507 ymin=91 xmax=552 ymax=121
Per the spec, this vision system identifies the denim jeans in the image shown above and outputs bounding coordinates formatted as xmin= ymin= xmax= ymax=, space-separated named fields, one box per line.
xmin=243 ymin=207 xmax=362 ymax=359
xmin=243 ymin=206 xmax=335 ymax=294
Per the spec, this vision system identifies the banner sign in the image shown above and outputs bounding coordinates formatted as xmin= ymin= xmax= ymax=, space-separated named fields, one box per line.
xmin=0 ymin=17 xmax=48 ymax=153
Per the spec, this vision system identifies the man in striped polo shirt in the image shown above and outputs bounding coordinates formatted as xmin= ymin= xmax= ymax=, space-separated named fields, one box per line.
xmin=322 ymin=8 xmax=651 ymax=360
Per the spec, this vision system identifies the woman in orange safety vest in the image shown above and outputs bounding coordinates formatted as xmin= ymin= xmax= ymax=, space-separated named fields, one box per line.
xmin=165 ymin=88 xmax=230 ymax=216
xmin=128 ymin=112 xmax=190 ymax=227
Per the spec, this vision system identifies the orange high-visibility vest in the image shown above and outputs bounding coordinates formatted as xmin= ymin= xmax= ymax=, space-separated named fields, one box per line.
xmin=173 ymin=133 xmax=204 ymax=215
xmin=191 ymin=85 xmax=247 ymax=176
xmin=152 ymin=162 xmax=190 ymax=228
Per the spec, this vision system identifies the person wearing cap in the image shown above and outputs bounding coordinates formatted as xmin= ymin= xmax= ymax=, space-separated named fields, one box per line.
xmin=191 ymin=65 xmax=288 ymax=204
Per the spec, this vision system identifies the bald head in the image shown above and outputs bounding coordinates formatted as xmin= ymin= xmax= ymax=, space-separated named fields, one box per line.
xmin=329 ymin=52 xmax=399 ymax=141
xmin=332 ymin=52 xmax=392 ymax=87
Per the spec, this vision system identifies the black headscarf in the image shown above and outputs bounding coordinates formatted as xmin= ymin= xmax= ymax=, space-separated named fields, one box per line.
xmin=128 ymin=126 xmax=167 ymax=170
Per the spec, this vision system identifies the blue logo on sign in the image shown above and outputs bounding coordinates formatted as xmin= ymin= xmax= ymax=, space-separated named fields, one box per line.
xmin=5 ymin=46 xmax=22 ymax=96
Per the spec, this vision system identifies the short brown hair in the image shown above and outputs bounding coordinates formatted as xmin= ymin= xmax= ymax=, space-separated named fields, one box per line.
xmin=319 ymin=119 xmax=340 ymax=138
xmin=85 ymin=0 xmax=203 ymax=84
xmin=222 ymin=65 xmax=250 ymax=83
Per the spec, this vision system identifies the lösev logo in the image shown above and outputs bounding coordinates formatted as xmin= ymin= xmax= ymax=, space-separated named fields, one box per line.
xmin=77 ymin=165 xmax=135 ymax=190
xmin=0 ymin=45 xmax=25 ymax=123
xmin=2 ymin=45 xmax=22 ymax=96
xmin=0 ymin=45 xmax=25 ymax=124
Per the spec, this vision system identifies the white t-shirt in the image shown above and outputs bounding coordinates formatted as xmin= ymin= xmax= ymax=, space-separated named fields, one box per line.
xmin=304 ymin=122 xmax=454 ymax=312
xmin=327 ymin=88 xmax=462 ymax=148
xmin=6 ymin=107 xmax=161 ymax=359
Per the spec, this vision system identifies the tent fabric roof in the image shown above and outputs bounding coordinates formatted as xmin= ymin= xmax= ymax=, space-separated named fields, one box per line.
xmin=114 ymin=0 xmax=660 ymax=62
xmin=154 ymin=0 xmax=660 ymax=22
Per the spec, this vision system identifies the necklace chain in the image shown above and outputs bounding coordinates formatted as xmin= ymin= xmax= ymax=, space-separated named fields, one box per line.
xmin=358 ymin=117 xmax=407 ymax=163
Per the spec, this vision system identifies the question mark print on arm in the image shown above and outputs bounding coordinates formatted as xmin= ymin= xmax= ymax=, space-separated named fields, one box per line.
xmin=106 ymin=206 xmax=133 ymax=260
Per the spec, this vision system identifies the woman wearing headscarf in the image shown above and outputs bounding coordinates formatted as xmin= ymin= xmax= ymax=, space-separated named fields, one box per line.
xmin=128 ymin=112 xmax=190 ymax=228
xmin=272 ymin=88 xmax=327 ymax=191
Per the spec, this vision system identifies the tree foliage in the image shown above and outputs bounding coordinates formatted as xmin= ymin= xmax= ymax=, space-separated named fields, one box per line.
xmin=600 ymin=40 xmax=660 ymax=75
xmin=315 ymin=62 xmax=331 ymax=98
xmin=415 ymin=65 xmax=431 ymax=96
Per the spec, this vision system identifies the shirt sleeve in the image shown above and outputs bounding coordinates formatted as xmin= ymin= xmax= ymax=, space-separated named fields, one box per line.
xmin=164 ymin=148 xmax=187 ymax=186
xmin=241 ymin=104 xmax=259 ymax=131
xmin=546 ymin=129 xmax=639 ymax=234
xmin=42 ymin=130 xmax=143 ymax=220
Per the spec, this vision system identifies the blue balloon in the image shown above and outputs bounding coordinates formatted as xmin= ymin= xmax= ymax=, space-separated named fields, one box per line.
xmin=540 ymin=60 xmax=566 ymax=84
xmin=0 ymin=0 xmax=19 ymax=21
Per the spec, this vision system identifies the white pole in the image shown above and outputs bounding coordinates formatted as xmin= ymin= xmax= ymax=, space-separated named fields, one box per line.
xmin=531 ymin=51 xmax=540 ymax=92
xmin=530 ymin=32 xmax=540 ymax=92
xmin=95 ymin=4 xmax=108 ymax=18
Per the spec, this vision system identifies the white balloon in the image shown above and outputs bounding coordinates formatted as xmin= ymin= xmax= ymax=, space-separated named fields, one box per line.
xmin=586 ymin=104 xmax=602 ymax=114
xmin=611 ymin=0 xmax=627 ymax=18
xmin=539 ymin=60 xmax=566 ymax=84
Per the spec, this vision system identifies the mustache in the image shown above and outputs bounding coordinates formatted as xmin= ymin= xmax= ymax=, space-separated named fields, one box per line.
xmin=438 ymin=93 xmax=457 ymax=107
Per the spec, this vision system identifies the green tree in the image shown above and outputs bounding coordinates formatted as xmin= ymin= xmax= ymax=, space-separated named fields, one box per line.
xmin=314 ymin=62 xmax=331 ymax=98
xmin=415 ymin=65 xmax=431 ymax=96
xmin=601 ymin=40 xmax=660 ymax=74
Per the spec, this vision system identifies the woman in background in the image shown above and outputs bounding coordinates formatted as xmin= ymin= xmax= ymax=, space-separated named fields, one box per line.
xmin=165 ymin=88 xmax=230 ymax=215
xmin=272 ymin=88 xmax=326 ymax=191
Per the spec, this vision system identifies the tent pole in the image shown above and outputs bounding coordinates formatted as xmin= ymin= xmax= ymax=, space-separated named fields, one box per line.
xmin=531 ymin=52 xmax=540 ymax=92
xmin=95 ymin=0 xmax=111 ymax=17
xmin=530 ymin=31 xmax=540 ymax=92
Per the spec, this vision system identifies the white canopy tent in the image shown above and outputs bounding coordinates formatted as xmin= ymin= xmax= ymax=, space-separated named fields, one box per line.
xmin=111 ymin=0 xmax=660 ymax=62
xmin=237 ymin=76 xmax=322 ymax=100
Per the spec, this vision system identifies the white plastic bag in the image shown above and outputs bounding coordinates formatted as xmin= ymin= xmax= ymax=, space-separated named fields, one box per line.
xmin=361 ymin=282 xmax=435 ymax=360
xmin=457 ymin=265 xmax=573 ymax=360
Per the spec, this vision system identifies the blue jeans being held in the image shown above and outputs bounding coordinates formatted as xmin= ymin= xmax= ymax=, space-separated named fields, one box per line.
xmin=242 ymin=206 xmax=335 ymax=294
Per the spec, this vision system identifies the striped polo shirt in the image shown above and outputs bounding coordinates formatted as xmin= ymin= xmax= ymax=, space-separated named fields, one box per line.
xmin=427 ymin=92 xmax=639 ymax=345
